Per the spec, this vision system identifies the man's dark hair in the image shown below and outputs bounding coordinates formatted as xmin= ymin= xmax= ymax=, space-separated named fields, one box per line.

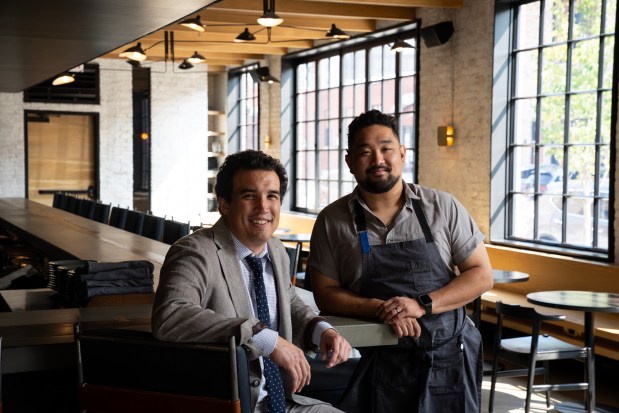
xmin=347 ymin=109 xmax=400 ymax=149
xmin=215 ymin=150 xmax=288 ymax=203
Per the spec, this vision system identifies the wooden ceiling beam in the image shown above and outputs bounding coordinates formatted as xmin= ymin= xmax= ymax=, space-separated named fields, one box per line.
xmin=210 ymin=0 xmax=415 ymax=20
xmin=299 ymin=0 xmax=462 ymax=7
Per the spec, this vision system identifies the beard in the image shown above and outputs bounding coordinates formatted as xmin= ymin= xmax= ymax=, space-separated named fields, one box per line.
xmin=358 ymin=165 xmax=400 ymax=194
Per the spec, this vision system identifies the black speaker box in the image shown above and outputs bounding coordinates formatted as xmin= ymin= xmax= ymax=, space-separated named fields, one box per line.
xmin=420 ymin=21 xmax=454 ymax=48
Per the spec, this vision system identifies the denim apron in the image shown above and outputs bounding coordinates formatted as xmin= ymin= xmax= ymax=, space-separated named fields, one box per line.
xmin=338 ymin=199 xmax=483 ymax=412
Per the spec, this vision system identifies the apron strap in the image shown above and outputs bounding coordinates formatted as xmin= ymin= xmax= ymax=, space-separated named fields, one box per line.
xmin=411 ymin=198 xmax=434 ymax=244
xmin=354 ymin=201 xmax=371 ymax=254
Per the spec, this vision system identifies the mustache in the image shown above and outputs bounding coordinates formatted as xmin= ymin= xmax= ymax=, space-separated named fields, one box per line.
xmin=366 ymin=164 xmax=392 ymax=174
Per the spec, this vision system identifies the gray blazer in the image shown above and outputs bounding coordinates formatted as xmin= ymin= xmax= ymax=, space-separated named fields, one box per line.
xmin=152 ymin=218 xmax=320 ymax=407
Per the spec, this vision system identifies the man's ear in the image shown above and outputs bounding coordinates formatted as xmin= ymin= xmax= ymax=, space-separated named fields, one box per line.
xmin=218 ymin=197 xmax=229 ymax=216
xmin=345 ymin=152 xmax=353 ymax=174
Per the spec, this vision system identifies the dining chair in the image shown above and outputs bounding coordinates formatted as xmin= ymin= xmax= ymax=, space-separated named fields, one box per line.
xmin=489 ymin=301 xmax=593 ymax=413
xmin=285 ymin=243 xmax=302 ymax=285
xmin=162 ymin=219 xmax=190 ymax=245
xmin=77 ymin=198 xmax=96 ymax=219
xmin=74 ymin=324 xmax=252 ymax=413
xmin=92 ymin=202 xmax=111 ymax=224
xmin=108 ymin=206 xmax=128 ymax=229
xmin=141 ymin=214 xmax=165 ymax=241
xmin=124 ymin=210 xmax=145 ymax=235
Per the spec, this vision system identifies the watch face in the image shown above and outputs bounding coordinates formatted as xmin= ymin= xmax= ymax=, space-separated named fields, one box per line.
xmin=419 ymin=294 xmax=431 ymax=305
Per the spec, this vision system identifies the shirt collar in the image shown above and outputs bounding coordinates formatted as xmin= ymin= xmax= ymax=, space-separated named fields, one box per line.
xmin=348 ymin=179 xmax=418 ymax=213
xmin=230 ymin=233 xmax=270 ymax=261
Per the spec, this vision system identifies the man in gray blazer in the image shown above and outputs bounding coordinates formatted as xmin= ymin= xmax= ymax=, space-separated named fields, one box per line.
xmin=152 ymin=150 xmax=351 ymax=413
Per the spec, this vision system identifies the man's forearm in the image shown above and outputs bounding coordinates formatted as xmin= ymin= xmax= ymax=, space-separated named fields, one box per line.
xmin=314 ymin=285 xmax=383 ymax=319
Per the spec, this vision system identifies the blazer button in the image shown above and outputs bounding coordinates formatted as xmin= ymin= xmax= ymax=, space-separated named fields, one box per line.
xmin=251 ymin=379 xmax=260 ymax=387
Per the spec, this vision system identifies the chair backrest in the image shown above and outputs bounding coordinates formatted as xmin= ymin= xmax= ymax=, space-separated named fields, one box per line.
xmin=93 ymin=202 xmax=111 ymax=224
xmin=124 ymin=210 xmax=145 ymax=235
xmin=52 ymin=192 xmax=63 ymax=208
xmin=162 ymin=219 xmax=190 ymax=245
xmin=74 ymin=325 xmax=251 ymax=413
xmin=141 ymin=214 xmax=165 ymax=242
xmin=109 ymin=206 xmax=128 ymax=229
xmin=77 ymin=198 xmax=96 ymax=219
xmin=66 ymin=195 xmax=80 ymax=214
xmin=55 ymin=193 xmax=70 ymax=211
xmin=285 ymin=243 xmax=302 ymax=284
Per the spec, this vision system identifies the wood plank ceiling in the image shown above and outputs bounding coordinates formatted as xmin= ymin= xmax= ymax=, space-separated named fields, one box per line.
xmin=0 ymin=0 xmax=462 ymax=93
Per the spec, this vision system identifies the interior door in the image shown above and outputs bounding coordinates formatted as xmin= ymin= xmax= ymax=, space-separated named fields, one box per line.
xmin=26 ymin=112 xmax=96 ymax=206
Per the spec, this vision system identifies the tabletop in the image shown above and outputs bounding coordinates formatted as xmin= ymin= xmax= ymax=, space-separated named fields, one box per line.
xmin=275 ymin=232 xmax=312 ymax=243
xmin=527 ymin=290 xmax=619 ymax=313
xmin=492 ymin=269 xmax=529 ymax=284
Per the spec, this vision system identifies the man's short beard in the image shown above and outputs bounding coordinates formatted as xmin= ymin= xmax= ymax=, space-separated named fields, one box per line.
xmin=359 ymin=174 xmax=400 ymax=194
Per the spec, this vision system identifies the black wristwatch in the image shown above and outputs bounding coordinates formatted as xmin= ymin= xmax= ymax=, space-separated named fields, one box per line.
xmin=416 ymin=293 xmax=433 ymax=316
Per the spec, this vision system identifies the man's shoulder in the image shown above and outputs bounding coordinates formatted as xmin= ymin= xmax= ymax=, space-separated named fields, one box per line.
xmin=407 ymin=182 xmax=453 ymax=204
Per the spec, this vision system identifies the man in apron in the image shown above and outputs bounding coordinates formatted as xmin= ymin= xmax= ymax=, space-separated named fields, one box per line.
xmin=308 ymin=110 xmax=494 ymax=412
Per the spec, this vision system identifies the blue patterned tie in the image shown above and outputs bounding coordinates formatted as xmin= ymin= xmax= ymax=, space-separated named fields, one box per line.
xmin=246 ymin=255 xmax=286 ymax=413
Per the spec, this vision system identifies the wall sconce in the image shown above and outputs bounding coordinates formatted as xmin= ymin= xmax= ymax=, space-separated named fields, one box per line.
xmin=437 ymin=126 xmax=455 ymax=147
xmin=264 ymin=135 xmax=271 ymax=149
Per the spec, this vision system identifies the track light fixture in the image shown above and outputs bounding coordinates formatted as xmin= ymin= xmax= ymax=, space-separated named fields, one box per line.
xmin=178 ymin=59 xmax=193 ymax=70
xmin=187 ymin=51 xmax=206 ymax=64
xmin=119 ymin=42 xmax=147 ymax=61
xmin=326 ymin=24 xmax=350 ymax=39
xmin=257 ymin=0 xmax=283 ymax=27
xmin=235 ymin=28 xmax=257 ymax=42
xmin=391 ymin=37 xmax=413 ymax=53
xmin=180 ymin=15 xmax=205 ymax=32
xmin=52 ymin=73 xmax=75 ymax=86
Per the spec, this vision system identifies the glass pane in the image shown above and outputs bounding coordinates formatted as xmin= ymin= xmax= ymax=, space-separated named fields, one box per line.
xmin=399 ymin=112 xmax=415 ymax=149
xmin=515 ymin=50 xmax=538 ymax=97
xmin=539 ymin=95 xmax=565 ymax=144
xmin=569 ymin=93 xmax=597 ymax=144
xmin=297 ymin=94 xmax=306 ymax=122
xmin=306 ymin=121 xmax=316 ymax=150
xmin=513 ymin=98 xmax=537 ymax=144
xmin=318 ymin=90 xmax=329 ymax=120
xmin=354 ymin=84 xmax=365 ymax=115
xmin=342 ymin=181 xmax=355 ymax=195
xmin=369 ymin=81 xmax=382 ymax=111
xmin=318 ymin=59 xmax=329 ymax=90
xmin=330 ymin=56 xmax=340 ymax=88
xmin=329 ymin=149 xmax=339 ymax=179
xmin=383 ymin=44 xmax=396 ymax=79
xmin=513 ymin=146 xmax=535 ymax=192
xmin=400 ymin=40 xmax=416 ymax=76
xmin=565 ymin=197 xmax=594 ymax=246
xmin=296 ymin=180 xmax=307 ymax=209
xmin=537 ymin=194 xmax=561 ymax=242
xmin=297 ymin=64 xmax=307 ymax=93
xmin=319 ymin=181 xmax=329 ymax=209
xmin=354 ymin=50 xmax=366 ymax=83
xmin=543 ymin=0 xmax=569 ymax=44
xmin=403 ymin=149 xmax=414 ymax=182
xmin=511 ymin=194 xmax=534 ymax=238
xmin=517 ymin=2 xmax=540 ymax=49
xmin=603 ymin=36 xmax=615 ymax=89
xmin=605 ymin=0 xmax=617 ymax=33
xmin=340 ymin=148 xmax=354 ymax=182
xmin=400 ymin=76 xmax=415 ymax=111
xmin=329 ymin=88 xmax=339 ymax=119
xmin=342 ymin=86 xmax=354 ymax=117
xmin=329 ymin=181 xmax=339 ymax=204
xmin=597 ymin=198 xmax=609 ymax=248
xmin=297 ymin=122 xmax=307 ymax=150
xmin=600 ymin=93 xmax=612 ymax=143
xmin=307 ymin=61 xmax=316 ymax=91
xmin=342 ymin=52 xmax=354 ymax=85
xmin=571 ymin=39 xmax=600 ymax=91
xmin=341 ymin=117 xmax=353 ymax=149
xmin=318 ymin=120 xmax=328 ymax=148
xmin=306 ymin=92 xmax=316 ymax=121
xmin=297 ymin=150 xmax=307 ymax=179
xmin=541 ymin=45 xmax=567 ymax=94
xmin=382 ymin=79 xmax=395 ymax=114
xmin=600 ymin=144 xmax=610 ymax=188
xmin=307 ymin=178 xmax=317 ymax=210
xmin=307 ymin=150 xmax=316 ymax=180
xmin=328 ymin=119 xmax=339 ymax=148
xmin=539 ymin=154 xmax=563 ymax=192
xmin=567 ymin=145 xmax=596 ymax=195
xmin=369 ymin=46 xmax=382 ymax=81
xmin=573 ymin=0 xmax=602 ymax=39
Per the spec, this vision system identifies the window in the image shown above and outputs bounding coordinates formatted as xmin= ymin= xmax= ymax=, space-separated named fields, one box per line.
xmin=287 ymin=23 xmax=419 ymax=213
xmin=491 ymin=0 xmax=616 ymax=259
xmin=228 ymin=65 xmax=259 ymax=152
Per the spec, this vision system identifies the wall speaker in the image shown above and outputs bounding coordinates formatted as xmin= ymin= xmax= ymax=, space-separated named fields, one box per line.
xmin=420 ymin=21 xmax=454 ymax=48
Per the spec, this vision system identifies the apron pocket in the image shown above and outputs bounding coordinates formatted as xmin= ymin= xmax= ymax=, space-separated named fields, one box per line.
xmin=426 ymin=340 xmax=465 ymax=409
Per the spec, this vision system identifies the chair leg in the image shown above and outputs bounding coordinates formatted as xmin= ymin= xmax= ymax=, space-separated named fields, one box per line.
xmin=524 ymin=354 xmax=537 ymax=413
xmin=543 ymin=360 xmax=550 ymax=407
xmin=585 ymin=347 xmax=594 ymax=413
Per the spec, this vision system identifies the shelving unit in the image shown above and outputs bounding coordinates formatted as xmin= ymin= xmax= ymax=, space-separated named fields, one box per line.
xmin=207 ymin=73 xmax=228 ymax=212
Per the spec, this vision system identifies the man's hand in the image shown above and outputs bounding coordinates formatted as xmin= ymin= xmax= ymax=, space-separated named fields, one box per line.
xmin=377 ymin=296 xmax=423 ymax=338
xmin=319 ymin=328 xmax=351 ymax=368
xmin=387 ymin=316 xmax=422 ymax=338
xmin=269 ymin=336 xmax=311 ymax=393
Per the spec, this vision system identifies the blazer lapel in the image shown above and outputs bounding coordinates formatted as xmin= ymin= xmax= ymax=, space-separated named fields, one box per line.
xmin=212 ymin=219 xmax=252 ymax=317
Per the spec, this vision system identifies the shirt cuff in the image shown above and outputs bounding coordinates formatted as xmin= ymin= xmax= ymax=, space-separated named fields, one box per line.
xmin=251 ymin=328 xmax=278 ymax=357
xmin=311 ymin=320 xmax=334 ymax=347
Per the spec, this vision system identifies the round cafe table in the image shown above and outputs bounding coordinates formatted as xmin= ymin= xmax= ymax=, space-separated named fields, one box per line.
xmin=527 ymin=290 xmax=619 ymax=413
xmin=471 ymin=269 xmax=529 ymax=328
